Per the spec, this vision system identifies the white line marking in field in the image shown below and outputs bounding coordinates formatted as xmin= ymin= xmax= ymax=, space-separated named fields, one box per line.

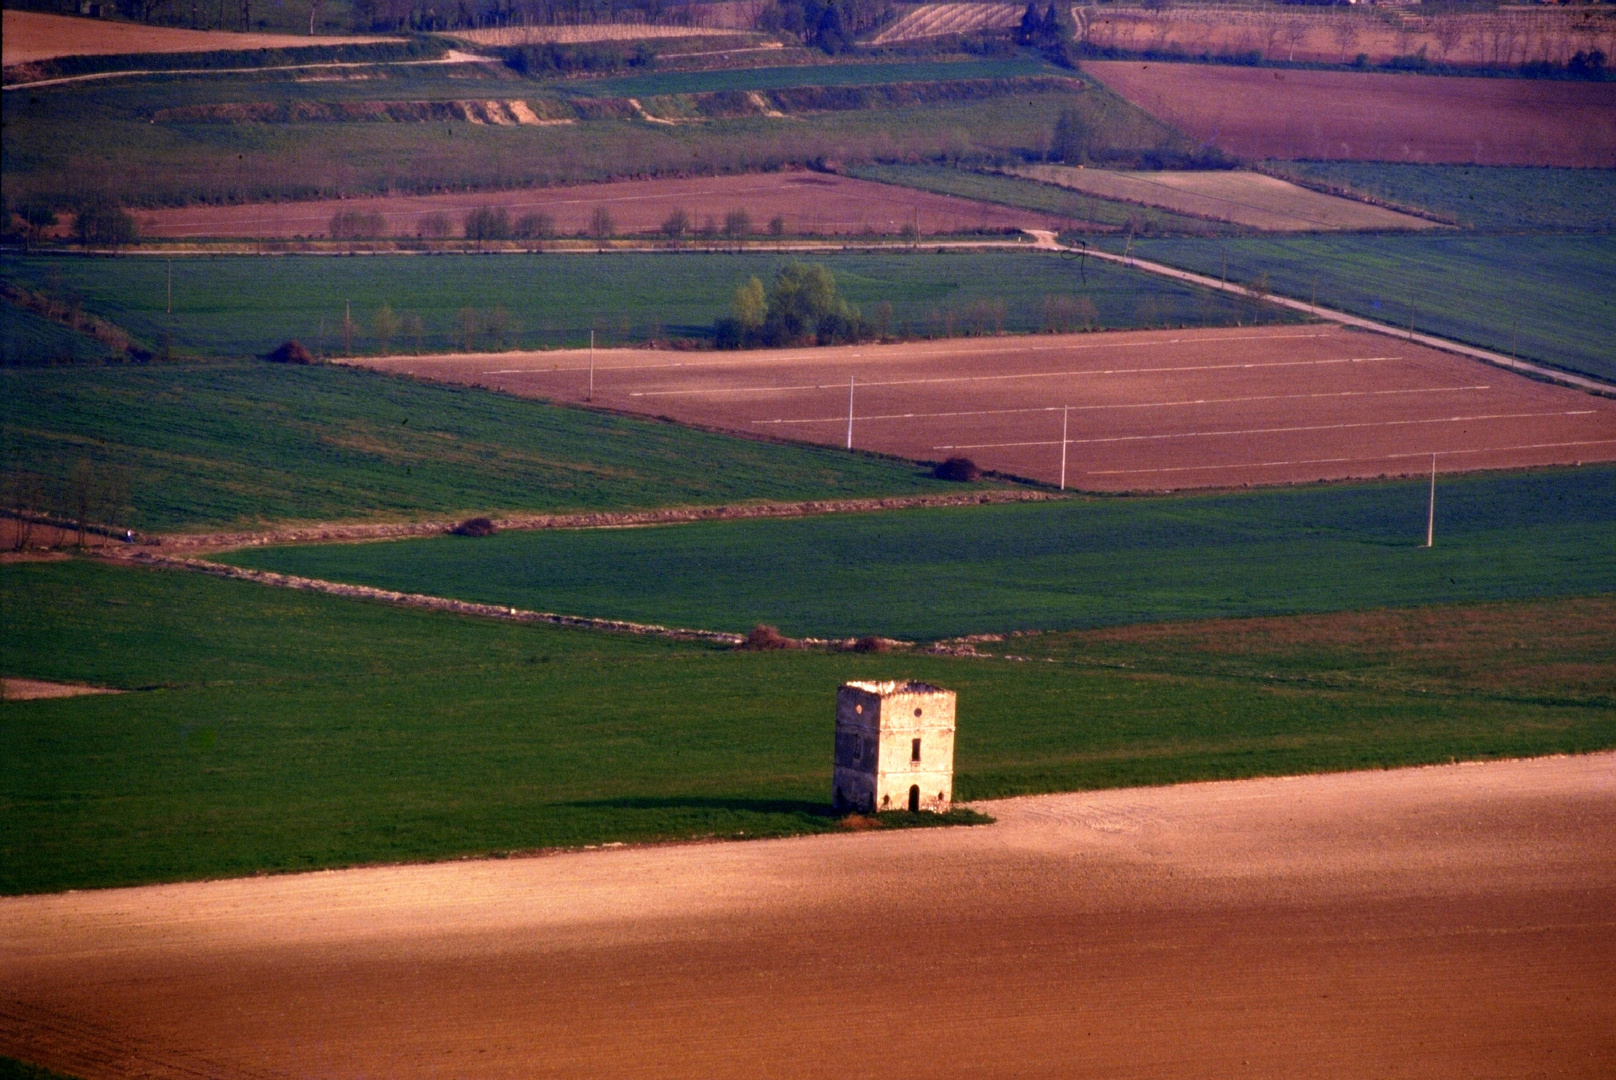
xmin=480 ymin=332 xmax=1336 ymax=377
xmin=630 ymin=356 xmax=1404 ymax=398
xmin=932 ymin=411 xmax=1599 ymax=450
xmin=749 ymin=385 xmax=1492 ymax=426
xmin=1086 ymin=438 xmax=1616 ymax=476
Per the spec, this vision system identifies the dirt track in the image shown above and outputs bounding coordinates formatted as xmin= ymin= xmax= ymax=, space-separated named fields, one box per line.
xmin=353 ymin=325 xmax=1616 ymax=491
xmin=135 ymin=172 xmax=1073 ymax=240
xmin=1084 ymin=61 xmax=1616 ymax=167
xmin=3 ymin=754 xmax=1612 ymax=1078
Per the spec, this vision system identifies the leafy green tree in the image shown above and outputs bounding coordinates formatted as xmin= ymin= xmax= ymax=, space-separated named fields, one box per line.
xmin=372 ymin=304 xmax=400 ymax=354
xmin=732 ymin=277 xmax=767 ymax=332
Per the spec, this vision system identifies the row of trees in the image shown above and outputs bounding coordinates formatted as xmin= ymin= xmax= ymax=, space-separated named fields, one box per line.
xmin=4 ymin=194 xmax=140 ymax=249
xmin=4 ymin=459 xmax=133 ymax=551
xmin=328 ymin=205 xmax=804 ymax=243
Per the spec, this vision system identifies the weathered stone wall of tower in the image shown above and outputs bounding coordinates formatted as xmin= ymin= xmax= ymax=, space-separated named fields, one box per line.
xmin=833 ymin=681 xmax=956 ymax=814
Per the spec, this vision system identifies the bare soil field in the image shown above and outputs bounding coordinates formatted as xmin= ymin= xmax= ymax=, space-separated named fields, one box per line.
xmin=1008 ymin=165 xmax=1438 ymax=231
xmin=353 ymin=325 xmax=1616 ymax=491
xmin=0 ymin=678 xmax=120 ymax=702
xmin=1083 ymin=61 xmax=1616 ymax=167
xmin=3 ymin=754 xmax=1611 ymax=1078
xmin=1081 ymin=6 xmax=1616 ymax=70
xmin=136 ymin=171 xmax=1074 ymax=239
xmin=0 ymin=11 xmax=398 ymax=68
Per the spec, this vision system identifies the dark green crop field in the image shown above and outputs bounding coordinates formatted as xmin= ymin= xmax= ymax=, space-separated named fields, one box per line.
xmin=2 ymin=82 xmax=1090 ymax=207
xmin=4 ymin=558 xmax=1611 ymax=894
xmin=1 ymin=362 xmax=970 ymax=531
xmin=225 ymin=467 xmax=1616 ymax=640
xmin=1126 ymin=234 xmax=1616 ymax=382
xmin=1270 ymin=163 xmax=1616 ymax=233
xmin=0 ymin=251 xmax=1281 ymax=356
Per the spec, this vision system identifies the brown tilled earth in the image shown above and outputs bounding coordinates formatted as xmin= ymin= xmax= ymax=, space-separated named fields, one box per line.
xmin=2 ymin=754 xmax=1612 ymax=1078
xmin=135 ymin=171 xmax=1074 ymax=240
xmin=1 ymin=10 xmax=397 ymax=68
xmin=1083 ymin=61 xmax=1616 ymax=166
xmin=351 ymin=324 xmax=1616 ymax=490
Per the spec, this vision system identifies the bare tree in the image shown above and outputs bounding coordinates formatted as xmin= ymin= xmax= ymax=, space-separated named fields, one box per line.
xmin=372 ymin=304 xmax=400 ymax=355
xmin=722 ymin=208 xmax=751 ymax=238
xmin=589 ymin=206 xmax=615 ymax=245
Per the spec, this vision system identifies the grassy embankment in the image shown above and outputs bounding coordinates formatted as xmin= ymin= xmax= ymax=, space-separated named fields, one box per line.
xmin=1 ymin=56 xmax=1184 ymax=208
xmin=223 ymin=466 xmax=1616 ymax=640
xmin=0 ymin=250 xmax=1290 ymax=356
xmin=0 ymin=361 xmax=976 ymax=532
xmin=4 ymin=556 xmax=1611 ymax=895
xmin=1124 ymin=234 xmax=1616 ymax=383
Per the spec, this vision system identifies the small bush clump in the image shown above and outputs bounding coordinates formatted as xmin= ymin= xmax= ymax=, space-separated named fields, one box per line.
xmin=264 ymin=341 xmax=315 ymax=365
xmin=738 ymin=624 xmax=797 ymax=650
xmin=451 ymin=517 xmax=497 ymax=537
xmin=933 ymin=457 xmax=981 ymax=482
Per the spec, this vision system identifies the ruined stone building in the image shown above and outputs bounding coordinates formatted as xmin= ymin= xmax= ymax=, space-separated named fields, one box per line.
xmin=833 ymin=680 xmax=956 ymax=814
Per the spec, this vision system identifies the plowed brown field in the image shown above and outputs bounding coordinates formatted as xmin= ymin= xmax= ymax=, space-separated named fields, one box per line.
xmin=135 ymin=172 xmax=1073 ymax=239
xmin=4 ymin=754 xmax=1613 ymax=1079
xmin=353 ymin=324 xmax=1616 ymax=490
xmin=1 ymin=10 xmax=397 ymax=68
xmin=1083 ymin=61 xmax=1616 ymax=166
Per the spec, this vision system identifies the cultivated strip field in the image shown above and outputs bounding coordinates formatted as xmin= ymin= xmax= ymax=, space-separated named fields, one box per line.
xmin=1083 ymin=61 xmax=1616 ymax=167
xmin=355 ymin=325 xmax=1616 ymax=490
xmin=3 ymin=754 xmax=1611 ymax=1078
xmin=135 ymin=171 xmax=1072 ymax=239
xmin=1008 ymin=165 xmax=1439 ymax=231
xmin=449 ymin=23 xmax=755 ymax=45
xmin=868 ymin=2 xmax=1022 ymax=45
xmin=0 ymin=10 xmax=397 ymax=67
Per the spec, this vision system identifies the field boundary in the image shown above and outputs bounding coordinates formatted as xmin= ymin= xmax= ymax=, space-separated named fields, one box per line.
xmin=1045 ymin=235 xmax=1616 ymax=397
xmin=133 ymin=489 xmax=1063 ymax=552
xmin=111 ymin=549 xmax=751 ymax=644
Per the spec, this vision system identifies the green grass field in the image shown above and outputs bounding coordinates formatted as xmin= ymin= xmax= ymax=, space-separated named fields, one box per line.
xmin=1126 ymin=234 xmax=1616 ymax=382
xmin=1269 ymin=163 xmax=1616 ymax=233
xmin=578 ymin=57 xmax=1060 ymax=96
xmin=4 ymin=557 xmax=1610 ymax=894
xmin=223 ymin=467 xmax=1616 ymax=640
xmin=0 ymin=361 xmax=971 ymax=531
xmin=0 ymin=251 xmax=1284 ymax=356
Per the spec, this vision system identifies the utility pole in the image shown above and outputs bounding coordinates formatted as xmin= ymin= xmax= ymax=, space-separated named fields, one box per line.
xmin=1059 ymin=405 xmax=1069 ymax=491
xmin=588 ymin=330 xmax=595 ymax=401
xmin=846 ymin=376 xmax=855 ymax=450
xmin=343 ymin=298 xmax=352 ymax=356
xmin=1426 ymin=453 xmax=1436 ymax=548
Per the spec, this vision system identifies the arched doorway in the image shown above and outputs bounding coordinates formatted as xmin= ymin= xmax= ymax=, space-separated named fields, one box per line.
xmin=908 ymin=785 xmax=920 ymax=813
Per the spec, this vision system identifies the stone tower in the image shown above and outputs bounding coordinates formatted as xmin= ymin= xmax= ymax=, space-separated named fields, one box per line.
xmin=833 ymin=680 xmax=956 ymax=814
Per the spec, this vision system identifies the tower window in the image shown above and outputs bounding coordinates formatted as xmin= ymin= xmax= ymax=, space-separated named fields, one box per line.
xmin=911 ymin=738 xmax=921 ymax=762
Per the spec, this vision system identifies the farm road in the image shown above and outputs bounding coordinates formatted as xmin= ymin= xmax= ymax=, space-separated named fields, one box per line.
xmin=3 ymin=753 xmax=1612 ymax=1077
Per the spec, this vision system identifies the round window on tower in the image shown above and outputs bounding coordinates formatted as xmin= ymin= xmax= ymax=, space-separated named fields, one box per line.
xmin=855 ymin=704 xmax=863 ymax=715
xmin=914 ymin=708 xmax=923 ymax=717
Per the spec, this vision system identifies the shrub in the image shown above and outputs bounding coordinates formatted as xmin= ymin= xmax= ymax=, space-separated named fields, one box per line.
xmin=417 ymin=212 xmax=453 ymax=239
xmin=464 ymin=207 xmax=511 ymax=242
xmin=933 ymin=457 xmax=981 ymax=482
xmin=514 ymin=212 xmax=555 ymax=240
xmin=738 ymin=624 xmax=797 ymax=650
xmin=264 ymin=340 xmax=315 ymax=365
xmin=329 ymin=210 xmax=387 ymax=240
xmin=451 ymin=516 xmax=497 ymax=537
xmin=72 ymin=197 xmax=138 ymax=248
xmin=850 ymin=634 xmax=890 ymax=653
